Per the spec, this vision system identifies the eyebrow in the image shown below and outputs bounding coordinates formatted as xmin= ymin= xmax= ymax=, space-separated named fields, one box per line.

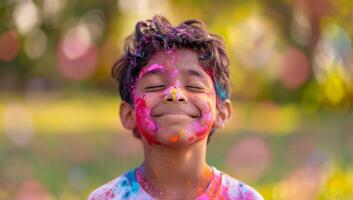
xmin=141 ymin=68 xmax=163 ymax=77
xmin=138 ymin=66 xmax=165 ymax=80
xmin=185 ymin=69 xmax=204 ymax=78
xmin=138 ymin=67 xmax=205 ymax=80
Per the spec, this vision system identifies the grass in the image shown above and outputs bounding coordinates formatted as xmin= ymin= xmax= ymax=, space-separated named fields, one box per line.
xmin=0 ymin=92 xmax=352 ymax=199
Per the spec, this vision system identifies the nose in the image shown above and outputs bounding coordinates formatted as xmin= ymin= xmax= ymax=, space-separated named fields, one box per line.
xmin=163 ymin=87 xmax=187 ymax=103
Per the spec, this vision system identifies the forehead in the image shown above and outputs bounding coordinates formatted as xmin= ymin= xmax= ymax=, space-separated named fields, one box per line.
xmin=149 ymin=48 xmax=199 ymax=65
xmin=139 ymin=49 xmax=207 ymax=78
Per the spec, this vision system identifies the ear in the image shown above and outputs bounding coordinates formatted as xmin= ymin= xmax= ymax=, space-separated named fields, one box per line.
xmin=119 ymin=101 xmax=136 ymax=130
xmin=213 ymin=99 xmax=233 ymax=128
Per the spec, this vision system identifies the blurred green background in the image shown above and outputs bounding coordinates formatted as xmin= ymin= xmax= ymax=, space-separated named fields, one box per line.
xmin=0 ymin=0 xmax=353 ymax=199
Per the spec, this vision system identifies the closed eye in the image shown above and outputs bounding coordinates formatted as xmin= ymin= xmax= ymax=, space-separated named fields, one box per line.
xmin=145 ymin=85 xmax=165 ymax=91
xmin=186 ymin=85 xmax=204 ymax=91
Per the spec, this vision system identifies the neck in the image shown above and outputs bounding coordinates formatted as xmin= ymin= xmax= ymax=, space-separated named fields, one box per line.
xmin=139 ymin=138 xmax=213 ymax=198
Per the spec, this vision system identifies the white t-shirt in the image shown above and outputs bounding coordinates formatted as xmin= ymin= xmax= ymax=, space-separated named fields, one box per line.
xmin=88 ymin=166 xmax=264 ymax=200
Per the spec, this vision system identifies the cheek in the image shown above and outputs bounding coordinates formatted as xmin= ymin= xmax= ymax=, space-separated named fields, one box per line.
xmin=134 ymin=96 xmax=161 ymax=145
xmin=198 ymin=100 xmax=215 ymax=129
xmin=185 ymin=94 xmax=216 ymax=141
xmin=193 ymin=93 xmax=217 ymax=118
xmin=133 ymin=93 xmax=162 ymax=128
xmin=135 ymin=98 xmax=156 ymax=130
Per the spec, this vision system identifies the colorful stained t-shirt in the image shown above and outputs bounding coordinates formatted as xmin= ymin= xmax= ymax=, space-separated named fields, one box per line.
xmin=88 ymin=167 xmax=264 ymax=200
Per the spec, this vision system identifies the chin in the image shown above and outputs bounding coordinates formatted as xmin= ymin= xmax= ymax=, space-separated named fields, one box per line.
xmin=157 ymin=129 xmax=208 ymax=147
xmin=156 ymin=129 xmax=186 ymax=145
xmin=158 ymin=138 xmax=191 ymax=148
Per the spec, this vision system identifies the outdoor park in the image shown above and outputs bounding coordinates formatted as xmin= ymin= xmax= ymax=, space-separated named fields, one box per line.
xmin=0 ymin=0 xmax=352 ymax=199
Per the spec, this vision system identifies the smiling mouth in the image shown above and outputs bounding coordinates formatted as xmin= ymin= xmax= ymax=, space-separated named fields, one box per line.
xmin=152 ymin=113 xmax=199 ymax=118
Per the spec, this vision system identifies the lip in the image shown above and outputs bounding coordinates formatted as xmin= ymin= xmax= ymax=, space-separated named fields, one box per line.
xmin=151 ymin=105 xmax=201 ymax=119
xmin=152 ymin=112 xmax=199 ymax=118
xmin=152 ymin=113 xmax=197 ymax=124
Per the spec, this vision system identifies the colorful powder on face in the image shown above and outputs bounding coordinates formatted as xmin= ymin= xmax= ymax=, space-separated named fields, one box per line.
xmin=169 ymin=134 xmax=179 ymax=143
xmin=193 ymin=120 xmax=213 ymax=141
xmin=135 ymin=85 xmax=213 ymax=146
xmin=184 ymin=101 xmax=214 ymax=143
xmin=162 ymin=80 xmax=184 ymax=103
xmin=135 ymin=98 xmax=160 ymax=146
xmin=131 ymin=64 xmax=165 ymax=109
xmin=137 ymin=63 xmax=165 ymax=80
xmin=171 ymin=88 xmax=177 ymax=101
xmin=169 ymin=129 xmax=185 ymax=143
xmin=131 ymin=50 xmax=219 ymax=146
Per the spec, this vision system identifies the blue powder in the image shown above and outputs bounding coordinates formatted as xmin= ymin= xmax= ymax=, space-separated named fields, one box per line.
xmin=215 ymin=82 xmax=227 ymax=101
xmin=123 ymin=191 xmax=130 ymax=199
xmin=132 ymin=181 xmax=139 ymax=193
xmin=125 ymin=170 xmax=140 ymax=193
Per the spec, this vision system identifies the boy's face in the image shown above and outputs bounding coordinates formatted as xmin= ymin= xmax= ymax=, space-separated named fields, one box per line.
xmin=120 ymin=48 xmax=231 ymax=147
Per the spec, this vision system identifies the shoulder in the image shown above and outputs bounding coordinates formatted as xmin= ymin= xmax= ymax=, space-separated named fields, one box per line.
xmin=215 ymin=168 xmax=264 ymax=200
xmin=87 ymin=169 xmax=147 ymax=200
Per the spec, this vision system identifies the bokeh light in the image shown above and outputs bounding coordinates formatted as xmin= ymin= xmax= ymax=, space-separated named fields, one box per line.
xmin=57 ymin=23 xmax=98 ymax=80
xmin=279 ymin=47 xmax=311 ymax=89
xmin=313 ymin=24 xmax=352 ymax=82
xmin=42 ymin=0 xmax=66 ymax=21
xmin=117 ymin=0 xmax=169 ymax=17
xmin=323 ymin=72 xmax=347 ymax=105
xmin=13 ymin=0 xmax=41 ymax=35
xmin=24 ymin=29 xmax=48 ymax=59
xmin=226 ymin=136 xmax=271 ymax=182
xmin=231 ymin=15 xmax=277 ymax=69
xmin=117 ymin=0 xmax=171 ymax=37
xmin=0 ymin=31 xmax=20 ymax=61
xmin=81 ymin=9 xmax=106 ymax=42
xmin=2 ymin=103 xmax=34 ymax=147
xmin=290 ymin=3 xmax=311 ymax=46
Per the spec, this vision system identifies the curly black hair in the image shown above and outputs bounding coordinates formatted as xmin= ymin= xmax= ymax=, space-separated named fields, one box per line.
xmin=112 ymin=15 xmax=231 ymax=105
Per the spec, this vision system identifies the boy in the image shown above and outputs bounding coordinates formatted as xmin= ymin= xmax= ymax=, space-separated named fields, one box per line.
xmin=88 ymin=15 xmax=264 ymax=200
